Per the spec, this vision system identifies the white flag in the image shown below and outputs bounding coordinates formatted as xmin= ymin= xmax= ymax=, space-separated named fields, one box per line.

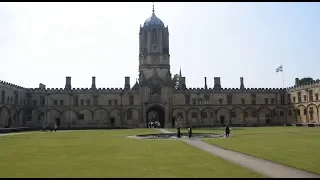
xmin=276 ymin=65 xmax=283 ymax=73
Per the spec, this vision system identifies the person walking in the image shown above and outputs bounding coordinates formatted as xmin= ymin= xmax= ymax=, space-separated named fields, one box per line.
xmin=188 ymin=126 xmax=192 ymax=139
xmin=54 ymin=123 xmax=58 ymax=132
xmin=177 ymin=127 xmax=181 ymax=138
xmin=225 ymin=124 xmax=230 ymax=138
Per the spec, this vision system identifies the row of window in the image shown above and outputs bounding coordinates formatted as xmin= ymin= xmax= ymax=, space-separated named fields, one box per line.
xmin=291 ymin=92 xmax=319 ymax=103
xmin=189 ymin=111 xmax=286 ymax=119
xmin=185 ymin=95 xmax=285 ymax=105
xmin=32 ymin=96 xmax=135 ymax=106
xmin=1 ymin=96 xmax=26 ymax=105
xmin=36 ymin=109 xmax=134 ymax=121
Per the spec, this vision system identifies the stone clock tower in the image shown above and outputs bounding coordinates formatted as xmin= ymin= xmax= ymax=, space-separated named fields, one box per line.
xmin=138 ymin=4 xmax=172 ymax=128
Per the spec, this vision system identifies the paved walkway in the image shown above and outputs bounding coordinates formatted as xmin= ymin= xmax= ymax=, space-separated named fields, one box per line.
xmin=157 ymin=129 xmax=320 ymax=178
xmin=0 ymin=132 xmax=31 ymax=136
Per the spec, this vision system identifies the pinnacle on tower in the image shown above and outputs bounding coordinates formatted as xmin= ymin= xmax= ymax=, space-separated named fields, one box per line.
xmin=152 ymin=2 xmax=155 ymax=14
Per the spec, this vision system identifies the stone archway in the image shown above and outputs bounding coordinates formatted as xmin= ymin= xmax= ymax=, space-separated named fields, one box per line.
xmin=146 ymin=105 xmax=165 ymax=128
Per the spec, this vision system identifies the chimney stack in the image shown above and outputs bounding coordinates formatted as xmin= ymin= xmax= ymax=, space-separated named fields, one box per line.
xmin=39 ymin=83 xmax=46 ymax=90
xmin=214 ymin=77 xmax=221 ymax=89
xmin=91 ymin=76 xmax=96 ymax=89
xmin=240 ymin=77 xmax=245 ymax=89
xmin=204 ymin=77 xmax=207 ymax=89
xmin=180 ymin=77 xmax=186 ymax=89
xmin=65 ymin=76 xmax=71 ymax=90
xmin=295 ymin=78 xmax=300 ymax=86
xmin=125 ymin=76 xmax=130 ymax=90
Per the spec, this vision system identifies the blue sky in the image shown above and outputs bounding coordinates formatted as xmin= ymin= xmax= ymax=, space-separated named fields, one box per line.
xmin=0 ymin=2 xmax=319 ymax=89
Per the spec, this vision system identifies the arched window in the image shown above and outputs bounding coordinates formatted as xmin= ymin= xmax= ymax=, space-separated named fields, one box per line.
xmin=162 ymin=31 xmax=166 ymax=46
xmin=152 ymin=28 xmax=157 ymax=44
xmin=144 ymin=32 xmax=148 ymax=45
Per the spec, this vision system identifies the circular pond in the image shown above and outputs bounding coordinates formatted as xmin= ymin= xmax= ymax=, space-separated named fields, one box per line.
xmin=133 ymin=133 xmax=225 ymax=140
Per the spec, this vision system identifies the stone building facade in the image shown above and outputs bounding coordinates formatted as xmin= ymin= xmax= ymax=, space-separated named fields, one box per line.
xmin=0 ymin=8 xmax=319 ymax=129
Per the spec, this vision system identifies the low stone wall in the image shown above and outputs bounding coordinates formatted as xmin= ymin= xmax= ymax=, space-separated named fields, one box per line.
xmin=0 ymin=127 xmax=33 ymax=134
xmin=57 ymin=126 xmax=132 ymax=131
xmin=179 ymin=123 xmax=287 ymax=128
xmin=295 ymin=123 xmax=320 ymax=127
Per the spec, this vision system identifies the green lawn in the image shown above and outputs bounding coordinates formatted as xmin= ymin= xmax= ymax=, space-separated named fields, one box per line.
xmin=0 ymin=129 xmax=263 ymax=178
xmin=167 ymin=127 xmax=320 ymax=174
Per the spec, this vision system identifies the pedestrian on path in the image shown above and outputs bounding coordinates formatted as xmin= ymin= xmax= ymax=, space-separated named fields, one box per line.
xmin=188 ymin=126 xmax=192 ymax=139
xmin=54 ymin=124 xmax=58 ymax=132
xmin=225 ymin=124 xmax=230 ymax=138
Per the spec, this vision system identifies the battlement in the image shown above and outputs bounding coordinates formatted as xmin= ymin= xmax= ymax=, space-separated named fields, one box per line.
xmin=173 ymin=87 xmax=287 ymax=93
xmin=287 ymin=80 xmax=320 ymax=92
xmin=25 ymin=87 xmax=139 ymax=94
xmin=0 ymin=80 xmax=26 ymax=91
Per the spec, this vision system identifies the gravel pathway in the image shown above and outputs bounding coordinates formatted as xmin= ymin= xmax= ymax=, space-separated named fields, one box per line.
xmin=157 ymin=129 xmax=320 ymax=178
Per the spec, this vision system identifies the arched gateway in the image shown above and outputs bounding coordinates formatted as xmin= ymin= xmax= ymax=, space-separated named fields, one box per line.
xmin=146 ymin=105 xmax=165 ymax=128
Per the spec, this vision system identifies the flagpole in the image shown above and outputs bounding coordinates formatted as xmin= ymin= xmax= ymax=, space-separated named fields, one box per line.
xmin=281 ymin=70 xmax=284 ymax=88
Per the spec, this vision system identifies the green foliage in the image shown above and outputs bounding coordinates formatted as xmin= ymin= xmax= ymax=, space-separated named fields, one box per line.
xmin=299 ymin=77 xmax=314 ymax=85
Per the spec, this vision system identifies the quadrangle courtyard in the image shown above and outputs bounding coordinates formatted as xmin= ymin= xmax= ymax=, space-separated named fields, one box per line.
xmin=0 ymin=127 xmax=319 ymax=178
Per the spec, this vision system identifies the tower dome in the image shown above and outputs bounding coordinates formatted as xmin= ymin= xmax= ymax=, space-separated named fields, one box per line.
xmin=143 ymin=4 xmax=164 ymax=27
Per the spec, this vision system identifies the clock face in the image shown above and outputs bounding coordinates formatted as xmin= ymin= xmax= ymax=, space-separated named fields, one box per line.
xmin=151 ymin=56 xmax=160 ymax=64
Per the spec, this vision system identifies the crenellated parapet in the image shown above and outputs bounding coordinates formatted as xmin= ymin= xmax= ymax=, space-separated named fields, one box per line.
xmin=25 ymin=87 xmax=139 ymax=94
xmin=173 ymin=87 xmax=287 ymax=93
xmin=287 ymin=81 xmax=320 ymax=92
xmin=0 ymin=80 xmax=27 ymax=91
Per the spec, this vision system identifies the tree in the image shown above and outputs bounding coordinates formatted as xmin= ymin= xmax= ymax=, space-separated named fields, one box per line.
xmin=171 ymin=74 xmax=180 ymax=89
xmin=299 ymin=77 xmax=314 ymax=85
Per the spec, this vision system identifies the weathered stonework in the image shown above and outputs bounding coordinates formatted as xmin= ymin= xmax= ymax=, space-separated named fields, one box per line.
xmin=0 ymin=8 xmax=318 ymax=129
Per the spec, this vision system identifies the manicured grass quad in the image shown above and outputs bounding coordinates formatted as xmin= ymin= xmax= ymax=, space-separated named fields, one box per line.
xmin=0 ymin=129 xmax=263 ymax=178
xmin=168 ymin=127 xmax=320 ymax=174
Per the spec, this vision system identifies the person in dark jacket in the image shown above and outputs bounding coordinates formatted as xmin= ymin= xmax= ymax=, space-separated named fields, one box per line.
xmin=54 ymin=124 xmax=58 ymax=132
xmin=188 ymin=126 xmax=192 ymax=139
xmin=177 ymin=127 xmax=181 ymax=138
xmin=225 ymin=124 xmax=230 ymax=138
